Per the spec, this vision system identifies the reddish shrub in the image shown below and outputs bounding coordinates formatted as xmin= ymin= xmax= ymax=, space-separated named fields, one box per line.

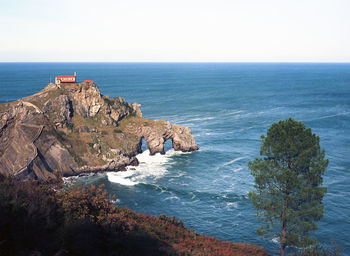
xmin=0 ymin=175 xmax=270 ymax=256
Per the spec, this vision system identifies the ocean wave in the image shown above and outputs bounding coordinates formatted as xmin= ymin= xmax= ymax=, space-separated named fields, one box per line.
xmin=232 ymin=167 xmax=243 ymax=173
xmin=223 ymin=157 xmax=246 ymax=166
xmin=308 ymin=112 xmax=350 ymax=121
xmin=272 ymin=237 xmax=280 ymax=244
xmin=221 ymin=110 xmax=245 ymax=116
xmin=163 ymin=195 xmax=180 ymax=201
xmin=186 ymin=116 xmax=216 ymax=122
xmin=226 ymin=202 xmax=238 ymax=208
xmin=169 ymin=171 xmax=187 ymax=178
xmin=107 ymin=149 xmax=187 ymax=186
xmin=107 ymin=171 xmax=139 ymax=186
xmin=63 ymin=172 xmax=105 ymax=186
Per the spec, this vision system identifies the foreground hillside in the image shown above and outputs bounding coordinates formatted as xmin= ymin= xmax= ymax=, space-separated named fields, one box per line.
xmin=0 ymin=82 xmax=198 ymax=182
xmin=0 ymin=175 xmax=269 ymax=256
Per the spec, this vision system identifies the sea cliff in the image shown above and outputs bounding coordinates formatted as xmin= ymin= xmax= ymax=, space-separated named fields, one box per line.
xmin=0 ymin=82 xmax=198 ymax=182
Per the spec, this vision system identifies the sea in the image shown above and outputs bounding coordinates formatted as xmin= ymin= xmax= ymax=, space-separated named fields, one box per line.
xmin=0 ymin=63 xmax=349 ymax=255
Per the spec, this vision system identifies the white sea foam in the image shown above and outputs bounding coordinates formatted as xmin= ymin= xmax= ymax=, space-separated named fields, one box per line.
xmin=272 ymin=237 xmax=280 ymax=244
xmin=232 ymin=167 xmax=243 ymax=173
xmin=205 ymin=132 xmax=219 ymax=136
xmin=310 ymin=112 xmax=350 ymax=121
xmin=107 ymin=149 xmax=184 ymax=186
xmin=107 ymin=171 xmax=138 ymax=186
xmin=223 ymin=157 xmax=246 ymax=166
xmin=170 ymin=171 xmax=186 ymax=178
xmin=163 ymin=195 xmax=180 ymax=201
xmin=226 ymin=202 xmax=238 ymax=208
xmin=222 ymin=110 xmax=245 ymax=116
xmin=63 ymin=172 xmax=104 ymax=186
xmin=187 ymin=116 xmax=215 ymax=122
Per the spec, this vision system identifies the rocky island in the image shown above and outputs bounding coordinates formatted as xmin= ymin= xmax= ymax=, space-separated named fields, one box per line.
xmin=0 ymin=82 xmax=198 ymax=182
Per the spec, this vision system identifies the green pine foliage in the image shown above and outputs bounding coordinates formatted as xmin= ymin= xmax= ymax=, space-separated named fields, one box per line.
xmin=248 ymin=118 xmax=328 ymax=255
xmin=297 ymin=241 xmax=343 ymax=256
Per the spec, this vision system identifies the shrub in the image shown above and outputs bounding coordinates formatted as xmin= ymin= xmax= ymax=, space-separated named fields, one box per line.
xmin=103 ymin=97 xmax=114 ymax=106
xmin=0 ymin=175 xmax=271 ymax=256
xmin=66 ymin=123 xmax=74 ymax=130
xmin=297 ymin=242 xmax=343 ymax=256
xmin=158 ymin=214 xmax=185 ymax=228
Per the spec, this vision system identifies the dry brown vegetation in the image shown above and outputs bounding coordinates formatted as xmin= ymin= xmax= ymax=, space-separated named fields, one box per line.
xmin=0 ymin=174 xmax=269 ymax=256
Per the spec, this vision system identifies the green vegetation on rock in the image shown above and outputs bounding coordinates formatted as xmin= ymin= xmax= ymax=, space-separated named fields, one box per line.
xmin=113 ymin=129 xmax=123 ymax=133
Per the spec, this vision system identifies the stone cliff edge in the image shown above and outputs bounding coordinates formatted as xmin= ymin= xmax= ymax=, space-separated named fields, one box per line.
xmin=0 ymin=82 xmax=199 ymax=182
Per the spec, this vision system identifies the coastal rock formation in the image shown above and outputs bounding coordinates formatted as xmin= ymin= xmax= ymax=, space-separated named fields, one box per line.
xmin=142 ymin=120 xmax=172 ymax=155
xmin=171 ymin=124 xmax=199 ymax=152
xmin=140 ymin=121 xmax=199 ymax=155
xmin=0 ymin=82 xmax=198 ymax=182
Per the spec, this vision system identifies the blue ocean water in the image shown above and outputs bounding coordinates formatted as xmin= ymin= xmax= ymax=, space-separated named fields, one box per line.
xmin=1 ymin=63 xmax=349 ymax=255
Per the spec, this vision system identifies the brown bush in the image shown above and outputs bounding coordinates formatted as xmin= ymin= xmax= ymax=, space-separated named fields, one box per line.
xmin=0 ymin=174 xmax=269 ymax=256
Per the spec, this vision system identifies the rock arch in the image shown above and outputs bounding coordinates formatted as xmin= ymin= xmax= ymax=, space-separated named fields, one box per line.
xmin=141 ymin=121 xmax=199 ymax=156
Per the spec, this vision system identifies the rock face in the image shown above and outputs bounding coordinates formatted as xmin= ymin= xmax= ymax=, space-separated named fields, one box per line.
xmin=0 ymin=82 xmax=198 ymax=182
xmin=141 ymin=121 xmax=199 ymax=155
xmin=43 ymin=95 xmax=73 ymax=127
xmin=171 ymin=124 xmax=199 ymax=152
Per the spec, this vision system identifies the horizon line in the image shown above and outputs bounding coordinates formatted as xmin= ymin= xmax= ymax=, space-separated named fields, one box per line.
xmin=1 ymin=61 xmax=350 ymax=64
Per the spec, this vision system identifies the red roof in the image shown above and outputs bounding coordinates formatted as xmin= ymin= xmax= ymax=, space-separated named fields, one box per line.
xmin=84 ymin=80 xmax=94 ymax=83
xmin=56 ymin=75 xmax=76 ymax=78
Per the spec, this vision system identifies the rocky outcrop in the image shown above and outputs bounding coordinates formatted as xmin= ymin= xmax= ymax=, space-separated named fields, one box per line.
xmin=43 ymin=95 xmax=72 ymax=128
xmin=0 ymin=101 xmax=77 ymax=181
xmin=171 ymin=124 xmax=199 ymax=152
xmin=0 ymin=82 xmax=198 ymax=182
xmin=141 ymin=121 xmax=199 ymax=155
xmin=71 ymin=84 xmax=104 ymax=117
xmin=142 ymin=121 xmax=172 ymax=155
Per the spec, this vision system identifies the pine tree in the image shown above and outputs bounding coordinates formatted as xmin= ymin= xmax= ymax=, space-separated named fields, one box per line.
xmin=248 ymin=118 xmax=328 ymax=256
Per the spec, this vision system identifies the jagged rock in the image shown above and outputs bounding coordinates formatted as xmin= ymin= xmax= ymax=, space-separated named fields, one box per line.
xmin=0 ymin=82 xmax=198 ymax=182
xmin=139 ymin=121 xmax=199 ymax=155
xmin=142 ymin=121 xmax=172 ymax=155
xmin=171 ymin=124 xmax=199 ymax=152
xmin=132 ymin=103 xmax=142 ymax=117
xmin=108 ymin=97 xmax=135 ymax=122
xmin=71 ymin=83 xmax=104 ymax=117
xmin=43 ymin=95 xmax=72 ymax=127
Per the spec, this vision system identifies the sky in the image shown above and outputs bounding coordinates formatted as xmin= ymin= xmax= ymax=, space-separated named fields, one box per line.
xmin=0 ymin=0 xmax=349 ymax=62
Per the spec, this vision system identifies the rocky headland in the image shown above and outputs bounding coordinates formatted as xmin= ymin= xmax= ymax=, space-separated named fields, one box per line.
xmin=0 ymin=82 xmax=198 ymax=182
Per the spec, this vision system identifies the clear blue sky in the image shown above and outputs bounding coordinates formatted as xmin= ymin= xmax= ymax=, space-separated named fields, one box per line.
xmin=0 ymin=0 xmax=349 ymax=62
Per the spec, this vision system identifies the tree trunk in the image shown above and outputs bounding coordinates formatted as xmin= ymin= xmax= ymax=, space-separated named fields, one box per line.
xmin=280 ymin=162 xmax=291 ymax=256
xmin=280 ymin=221 xmax=287 ymax=256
